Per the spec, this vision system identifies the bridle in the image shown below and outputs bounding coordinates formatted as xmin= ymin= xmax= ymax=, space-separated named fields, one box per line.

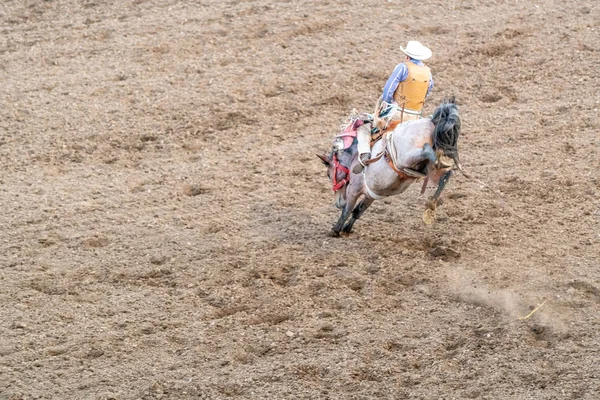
xmin=331 ymin=152 xmax=350 ymax=192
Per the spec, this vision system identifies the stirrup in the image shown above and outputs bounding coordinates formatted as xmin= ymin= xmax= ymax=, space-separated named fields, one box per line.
xmin=352 ymin=153 xmax=370 ymax=174
xmin=359 ymin=153 xmax=371 ymax=166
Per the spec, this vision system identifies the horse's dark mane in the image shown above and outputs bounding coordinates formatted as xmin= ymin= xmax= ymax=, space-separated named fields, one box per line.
xmin=431 ymin=96 xmax=461 ymax=161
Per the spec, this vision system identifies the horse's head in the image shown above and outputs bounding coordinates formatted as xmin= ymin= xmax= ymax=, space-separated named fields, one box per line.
xmin=317 ymin=149 xmax=353 ymax=209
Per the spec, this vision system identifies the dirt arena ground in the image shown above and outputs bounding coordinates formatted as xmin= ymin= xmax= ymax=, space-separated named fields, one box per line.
xmin=1 ymin=0 xmax=599 ymax=399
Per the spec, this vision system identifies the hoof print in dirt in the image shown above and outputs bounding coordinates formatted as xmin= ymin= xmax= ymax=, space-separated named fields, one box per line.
xmin=182 ymin=183 xmax=206 ymax=196
xmin=530 ymin=324 xmax=545 ymax=335
xmin=429 ymin=246 xmax=461 ymax=261
xmin=150 ymin=255 xmax=167 ymax=265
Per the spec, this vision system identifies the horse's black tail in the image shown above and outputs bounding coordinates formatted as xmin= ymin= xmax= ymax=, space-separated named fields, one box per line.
xmin=431 ymin=97 xmax=461 ymax=163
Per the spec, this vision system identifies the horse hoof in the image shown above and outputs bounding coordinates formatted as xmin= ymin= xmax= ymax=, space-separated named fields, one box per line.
xmin=327 ymin=230 xmax=340 ymax=237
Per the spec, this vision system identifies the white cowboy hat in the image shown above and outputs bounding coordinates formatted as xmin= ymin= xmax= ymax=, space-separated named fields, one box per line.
xmin=400 ymin=41 xmax=432 ymax=60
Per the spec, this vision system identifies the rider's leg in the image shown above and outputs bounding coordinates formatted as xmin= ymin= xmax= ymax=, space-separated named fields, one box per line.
xmin=353 ymin=123 xmax=372 ymax=174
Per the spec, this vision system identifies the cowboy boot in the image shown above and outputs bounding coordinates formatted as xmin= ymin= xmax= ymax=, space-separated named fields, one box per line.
xmin=352 ymin=153 xmax=371 ymax=174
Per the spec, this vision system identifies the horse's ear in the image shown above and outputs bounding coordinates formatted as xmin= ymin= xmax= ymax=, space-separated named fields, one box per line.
xmin=317 ymin=154 xmax=331 ymax=166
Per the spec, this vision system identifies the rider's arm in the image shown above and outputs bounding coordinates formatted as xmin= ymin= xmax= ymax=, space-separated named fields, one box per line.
xmin=426 ymin=74 xmax=434 ymax=98
xmin=382 ymin=63 xmax=408 ymax=104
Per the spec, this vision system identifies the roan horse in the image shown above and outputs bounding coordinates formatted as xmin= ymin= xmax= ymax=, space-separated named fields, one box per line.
xmin=318 ymin=98 xmax=461 ymax=236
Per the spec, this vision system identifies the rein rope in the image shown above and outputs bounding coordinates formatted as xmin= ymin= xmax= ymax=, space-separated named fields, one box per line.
xmin=454 ymin=163 xmax=524 ymax=220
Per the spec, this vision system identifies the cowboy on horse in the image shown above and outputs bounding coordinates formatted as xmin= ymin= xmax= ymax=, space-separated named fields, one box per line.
xmin=319 ymin=40 xmax=462 ymax=236
xmin=354 ymin=40 xmax=435 ymax=174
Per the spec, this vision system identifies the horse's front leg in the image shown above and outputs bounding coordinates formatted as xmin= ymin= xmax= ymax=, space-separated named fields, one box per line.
xmin=342 ymin=196 xmax=375 ymax=234
xmin=330 ymin=196 xmax=358 ymax=236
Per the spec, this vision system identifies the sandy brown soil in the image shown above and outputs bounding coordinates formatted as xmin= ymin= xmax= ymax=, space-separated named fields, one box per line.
xmin=1 ymin=0 xmax=599 ymax=399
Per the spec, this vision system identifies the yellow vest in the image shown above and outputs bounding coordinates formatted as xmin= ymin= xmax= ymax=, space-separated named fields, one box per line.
xmin=393 ymin=61 xmax=431 ymax=113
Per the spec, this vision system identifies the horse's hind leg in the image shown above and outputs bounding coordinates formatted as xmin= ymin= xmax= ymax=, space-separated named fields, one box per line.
xmin=342 ymin=196 xmax=375 ymax=234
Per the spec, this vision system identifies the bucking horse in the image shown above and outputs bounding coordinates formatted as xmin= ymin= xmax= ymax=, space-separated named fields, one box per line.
xmin=318 ymin=98 xmax=461 ymax=236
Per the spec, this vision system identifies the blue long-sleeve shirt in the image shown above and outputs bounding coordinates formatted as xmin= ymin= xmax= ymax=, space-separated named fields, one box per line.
xmin=382 ymin=58 xmax=434 ymax=104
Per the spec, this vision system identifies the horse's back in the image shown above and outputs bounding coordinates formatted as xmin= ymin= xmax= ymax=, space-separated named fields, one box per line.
xmin=396 ymin=118 xmax=435 ymax=141
xmin=388 ymin=119 xmax=434 ymax=163
xmin=370 ymin=118 xmax=432 ymax=157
